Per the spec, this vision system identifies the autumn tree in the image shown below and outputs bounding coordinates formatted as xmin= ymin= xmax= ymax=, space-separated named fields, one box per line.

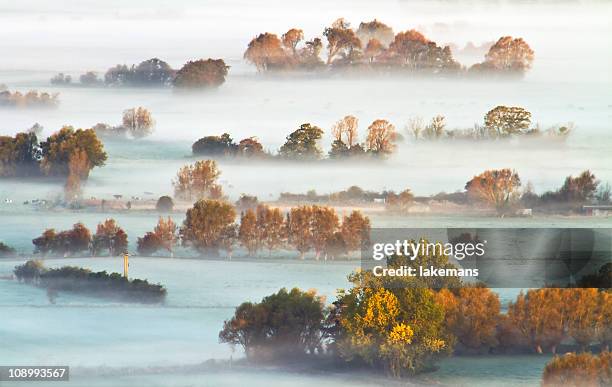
xmin=257 ymin=204 xmax=285 ymax=255
xmin=436 ymin=286 xmax=501 ymax=352
xmin=365 ymin=119 xmax=397 ymax=155
xmin=278 ymin=123 xmax=324 ymax=160
xmin=558 ymin=170 xmax=599 ymax=203
xmin=364 ymin=39 xmax=384 ymax=63
xmin=465 ymin=169 xmax=521 ymax=214
xmin=484 ymin=106 xmax=532 ymax=137
xmin=281 ymin=28 xmax=304 ymax=56
xmin=323 ymin=18 xmax=362 ymax=65
xmin=357 ymin=19 xmax=394 ymax=47
xmin=385 ymin=189 xmax=415 ymax=213
xmin=40 ymin=126 xmax=107 ymax=178
xmin=335 ymin=269 xmax=450 ymax=377
xmin=173 ymin=59 xmax=229 ymax=88
xmin=483 ymin=36 xmax=534 ymax=74
xmin=286 ymin=206 xmax=314 ymax=259
xmin=311 ymin=206 xmax=339 ymax=260
xmin=564 ymin=288 xmax=601 ymax=351
xmin=32 ymin=223 xmax=92 ymax=257
xmin=508 ymin=289 xmax=566 ymax=354
xmin=173 ymin=160 xmax=223 ymax=201
xmin=340 ymin=210 xmax=371 ymax=252
xmin=238 ymin=209 xmax=258 ymax=256
xmin=91 ymin=219 xmax=128 ymax=256
xmin=122 ymin=107 xmax=155 ymax=138
xmin=331 ymin=115 xmax=359 ymax=147
xmin=237 ymin=137 xmax=265 ymax=158
xmin=244 ymin=33 xmax=289 ymax=71
xmin=180 ymin=199 xmax=236 ymax=254
xmin=389 ymin=30 xmax=429 ymax=67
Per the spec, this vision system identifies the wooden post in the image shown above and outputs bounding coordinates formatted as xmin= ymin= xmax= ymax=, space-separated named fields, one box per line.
xmin=123 ymin=252 xmax=129 ymax=278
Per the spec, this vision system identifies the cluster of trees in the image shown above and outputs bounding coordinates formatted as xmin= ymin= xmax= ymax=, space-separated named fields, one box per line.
xmin=220 ymin=247 xmax=611 ymax=379
xmin=13 ymin=260 xmax=166 ymax=303
xmin=32 ymin=219 xmax=128 ymax=257
xmin=0 ymin=89 xmax=59 ymax=108
xmin=407 ymin=106 xmax=572 ymax=141
xmin=50 ymin=57 xmax=229 ymax=88
xmin=245 ymin=19 xmax=533 ymax=76
xmin=240 ymin=204 xmax=370 ymax=259
xmin=192 ymin=133 xmax=267 ymax=158
xmin=466 ymin=168 xmax=607 ymax=214
xmin=541 ymin=351 xmax=611 ymax=387
xmin=136 ymin=199 xmax=370 ymax=259
xmin=192 ymin=118 xmax=400 ymax=161
xmin=93 ymin=107 xmax=155 ymax=139
xmin=0 ymin=126 xmax=107 ymax=199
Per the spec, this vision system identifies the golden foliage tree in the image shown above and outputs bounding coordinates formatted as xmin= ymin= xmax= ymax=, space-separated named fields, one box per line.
xmin=238 ymin=209 xmax=258 ymax=256
xmin=465 ymin=168 xmax=521 ymax=214
xmin=484 ymin=36 xmax=534 ymax=73
xmin=180 ymin=199 xmax=236 ymax=254
xmin=436 ymin=286 xmax=501 ymax=351
xmin=542 ymin=351 xmax=611 ymax=387
xmin=244 ymin=33 xmax=289 ymax=71
xmin=331 ymin=115 xmax=359 ymax=147
xmin=340 ymin=210 xmax=371 ymax=252
xmin=366 ymin=119 xmax=397 ymax=155
xmin=173 ymin=159 xmax=222 ymax=201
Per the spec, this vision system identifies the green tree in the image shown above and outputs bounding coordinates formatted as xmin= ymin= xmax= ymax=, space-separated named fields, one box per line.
xmin=219 ymin=288 xmax=326 ymax=360
xmin=279 ymin=123 xmax=324 ymax=160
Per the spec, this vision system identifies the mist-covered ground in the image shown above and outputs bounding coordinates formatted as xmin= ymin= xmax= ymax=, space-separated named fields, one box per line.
xmin=1 ymin=1 xmax=611 ymax=386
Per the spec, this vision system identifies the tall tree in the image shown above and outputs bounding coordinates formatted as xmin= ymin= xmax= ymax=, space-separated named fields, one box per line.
xmin=340 ymin=210 xmax=371 ymax=252
xmin=366 ymin=119 xmax=397 ymax=155
xmin=311 ymin=206 xmax=339 ymax=259
xmin=244 ymin=33 xmax=288 ymax=71
xmin=281 ymin=28 xmax=304 ymax=56
xmin=323 ymin=19 xmax=362 ymax=64
xmin=389 ymin=30 xmax=429 ymax=67
xmin=180 ymin=199 xmax=236 ymax=254
xmin=286 ymin=206 xmax=314 ymax=259
xmin=238 ymin=209 xmax=258 ymax=256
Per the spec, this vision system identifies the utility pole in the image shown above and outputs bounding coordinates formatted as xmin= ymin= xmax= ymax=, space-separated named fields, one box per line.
xmin=123 ymin=252 xmax=129 ymax=278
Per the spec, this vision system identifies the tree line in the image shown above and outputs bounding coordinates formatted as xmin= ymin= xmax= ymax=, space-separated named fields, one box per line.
xmin=245 ymin=18 xmax=534 ymax=76
xmin=219 ymin=249 xmax=611 ymax=379
xmin=0 ymin=88 xmax=59 ymax=108
xmin=26 ymin=199 xmax=371 ymax=260
xmin=190 ymin=106 xmax=572 ymax=162
xmin=50 ymin=57 xmax=228 ymax=89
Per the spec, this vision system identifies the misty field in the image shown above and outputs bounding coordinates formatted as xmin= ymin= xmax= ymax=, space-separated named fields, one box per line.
xmin=1 ymin=0 xmax=611 ymax=386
